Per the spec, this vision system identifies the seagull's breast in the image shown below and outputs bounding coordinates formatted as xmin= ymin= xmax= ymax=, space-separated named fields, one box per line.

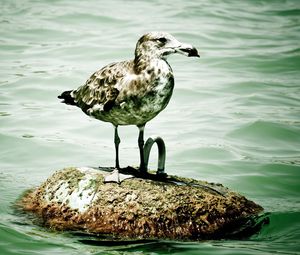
xmin=148 ymin=60 xmax=174 ymax=108
xmin=124 ymin=59 xmax=174 ymax=123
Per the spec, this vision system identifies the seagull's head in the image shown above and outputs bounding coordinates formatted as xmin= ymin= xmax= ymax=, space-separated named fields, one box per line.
xmin=135 ymin=32 xmax=200 ymax=60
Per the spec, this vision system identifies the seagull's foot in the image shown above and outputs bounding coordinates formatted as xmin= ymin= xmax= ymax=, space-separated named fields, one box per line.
xmin=104 ymin=169 xmax=134 ymax=184
xmin=138 ymin=164 xmax=148 ymax=173
xmin=137 ymin=167 xmax=148 ymax=179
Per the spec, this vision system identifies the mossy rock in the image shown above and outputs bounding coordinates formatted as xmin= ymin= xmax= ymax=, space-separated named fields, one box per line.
xmin=19 ymin=167 xmax=263 ymax=240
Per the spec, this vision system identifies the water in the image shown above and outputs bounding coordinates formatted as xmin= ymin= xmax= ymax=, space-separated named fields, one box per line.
xmin=1 ymin=0 xmax=300 ymax=254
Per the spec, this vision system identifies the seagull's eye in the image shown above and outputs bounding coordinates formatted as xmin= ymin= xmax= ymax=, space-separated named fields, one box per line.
xmin=157 ymin=37 xmax=167 ymax=44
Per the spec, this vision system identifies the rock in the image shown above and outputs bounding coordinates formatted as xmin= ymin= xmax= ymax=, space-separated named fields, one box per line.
xmin=19 ymin=167 xmax=263 ymax=240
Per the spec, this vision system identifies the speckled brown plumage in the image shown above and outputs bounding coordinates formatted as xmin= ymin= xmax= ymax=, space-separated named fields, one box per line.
xmin=58 ymin=32 xmax=199 ymax=171
xmin=59 ymin=32 xmax=199 ymax=126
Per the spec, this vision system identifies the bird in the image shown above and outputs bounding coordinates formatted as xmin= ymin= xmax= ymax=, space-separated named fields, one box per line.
xmin=58 ymin=31 xmax=199 ymax=182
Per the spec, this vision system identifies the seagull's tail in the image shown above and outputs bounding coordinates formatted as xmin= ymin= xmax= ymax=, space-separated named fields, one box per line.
xmin=58 ymin=90 xmax=76 ymax=105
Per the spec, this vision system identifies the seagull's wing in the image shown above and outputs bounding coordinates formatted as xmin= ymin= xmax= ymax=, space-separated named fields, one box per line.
xmin=73 ymin=60 xmax=134 ymax=112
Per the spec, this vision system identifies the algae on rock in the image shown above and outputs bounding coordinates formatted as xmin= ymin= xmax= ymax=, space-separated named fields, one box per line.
xmin=19 ymin=167 xmax=263 ymax=240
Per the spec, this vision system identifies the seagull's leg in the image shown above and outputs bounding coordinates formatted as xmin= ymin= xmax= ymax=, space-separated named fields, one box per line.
xmin=104 ymin=125 xmax=121 ymax=183
xmin=114 ymin=125 xmax=120 ymax=169
xmin=104 ymin=125 xmax=133 ymax=183
xmin=138 ymin=124 xmax=146 ymax=173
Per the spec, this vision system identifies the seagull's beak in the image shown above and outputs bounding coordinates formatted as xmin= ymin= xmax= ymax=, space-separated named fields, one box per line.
xmin=175 ymin=42 xmax=200 ymax=58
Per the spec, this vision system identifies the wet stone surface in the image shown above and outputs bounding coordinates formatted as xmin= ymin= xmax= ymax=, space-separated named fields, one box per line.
xmin=19 ymin=167 xmax=263 ymax=240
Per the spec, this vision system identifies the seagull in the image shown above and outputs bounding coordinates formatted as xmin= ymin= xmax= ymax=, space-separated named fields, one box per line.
xmin=58 ymin=31 xmax=199 ymax=182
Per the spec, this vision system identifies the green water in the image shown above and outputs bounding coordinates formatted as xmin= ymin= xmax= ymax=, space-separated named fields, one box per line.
xmin=1 ymin=0 xmax=300 ymax=254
